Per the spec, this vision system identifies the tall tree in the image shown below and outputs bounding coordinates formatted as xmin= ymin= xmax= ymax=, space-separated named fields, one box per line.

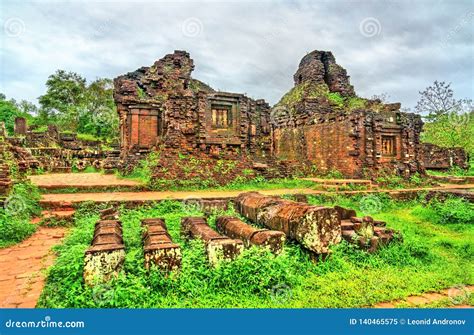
xmin=38 ymin=70 xmax=87 ymax=131
xmin=417 ymin=81 xmax=474 ymax=156
xmin=0 ymin=94 xmax=29 ymax=135
xmin=415 ymin=81 xmax=471 ymax=120
xmin=80 ymin=78 xmax=118 ymax=139
xmin=38 ymin=71 xmax=119 ymax=140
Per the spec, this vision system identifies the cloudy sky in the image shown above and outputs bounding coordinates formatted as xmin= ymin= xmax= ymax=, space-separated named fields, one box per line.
xmin=1 ymin=0 xmax=473 ymax=109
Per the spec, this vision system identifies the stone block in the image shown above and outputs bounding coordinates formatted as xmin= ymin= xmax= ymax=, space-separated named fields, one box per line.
xmin=181 ymin=217 xmax=243 ymax=266
xmin=141 ymin=218 xmax=181 ymax=272
xmin=235 ymin=192 xmax=341 ymax=254
xmin=216 ymin=216 xmax=285 ymax=254
xmin=84 ymin=220 xmax=125 ymax=286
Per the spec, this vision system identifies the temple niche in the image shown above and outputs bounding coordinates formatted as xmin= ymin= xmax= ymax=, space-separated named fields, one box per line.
xmin=113 ymin=50 xmax=431 ymax=178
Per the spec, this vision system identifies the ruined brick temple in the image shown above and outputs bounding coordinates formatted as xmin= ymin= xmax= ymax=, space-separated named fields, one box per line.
xmin=114 ymin=50 xmax=427 ymax=178
xmin=272 ymin=51 xmax=425 ymax=177
xmin=114 ymin=51 xmax=271 ymax=161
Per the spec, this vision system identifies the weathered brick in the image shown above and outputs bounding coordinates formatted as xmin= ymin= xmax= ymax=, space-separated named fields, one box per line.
xmin=216 ymin=216 xmax=285 ymax=254
xmin=181 ymin=217 xmax=243 ymax=266
xmin=235 ymin=192 xmax=341 ymax=254
xmin=141 ymin=218 xmax=181 ymax=272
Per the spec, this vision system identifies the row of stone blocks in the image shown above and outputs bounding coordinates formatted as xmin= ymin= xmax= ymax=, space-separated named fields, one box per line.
xmin=234 ymin=192 xmax=398 ymax=255
xmin=143 ymin=216 xmax=286 ymax=270
xmin=84 ymin=208 xmax=286 ymax=284
xmin=83 ymin=194 xmax=398 ymax=284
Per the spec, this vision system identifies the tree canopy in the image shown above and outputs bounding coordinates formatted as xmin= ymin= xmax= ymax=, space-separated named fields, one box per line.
xmin=37 ymin=70 xmax=118 ymax=140
xmin=0 ymin=95 xmax=33 ymax=135
xmin=417 ymin=81 xmax=473 ymax=156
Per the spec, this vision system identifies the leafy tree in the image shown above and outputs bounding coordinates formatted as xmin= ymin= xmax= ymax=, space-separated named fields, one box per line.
xmin=79 ymin=78 xmax=118 ymax=139
xmin=421 ymin=112 xmax=474 ymax=156
xmin=38 ymin=70 xmax=118 ymax=141
xmin=0 ymin=94 xmax=30 ymax=135
xmin=38 ymin=70 xmax=87 ymax=130
xmin=415 ymin=81 xmax=472 ymax=120
xmin=17 ymin=100 xmax=38 ymax=116
xmin=417 ymin=81 xmax=474 ymax=156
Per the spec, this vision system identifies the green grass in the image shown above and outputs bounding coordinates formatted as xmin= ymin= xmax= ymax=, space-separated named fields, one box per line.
xmin=76 ymin=133 xmax=101 ymax=142
xmin=119 ymin=152 xmax=438 ymax=192
xmin=72 ymin=165 xmax=99 ymax=174
xmin=119 ymin=171 xmax=320 ymax=191
xmin=38 ymin=186 xmax=145 ymax=194
xmin=37 ymin=195 xmax=473 ymax=308
xmin=426 ymin=161 xmax=474 ymax=177
xmin=0 ymin=182 xmax=41 ymax=248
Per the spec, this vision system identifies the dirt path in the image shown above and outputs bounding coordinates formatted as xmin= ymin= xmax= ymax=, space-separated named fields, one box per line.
xmin=373 ymin=285 xmax=473 ymax=308
xmin=39 ymin=183 xmax=474 ymax=205
xmin=28 ymin=173 xmax=142 ymax=189
xmin=0 ymin=227 xmax=68 ymax=308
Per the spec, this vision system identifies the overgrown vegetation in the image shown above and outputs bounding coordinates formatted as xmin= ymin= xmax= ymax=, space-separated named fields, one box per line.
xmin=422 ymin=197 xmax=474 ymax=225
xmin=0 ymin=182 xmax=41 ymax=248
xmin=122 ymin=151 xmax=440 ymax=192
xmin=276 ymin=82 xmax=369 ymax=114
xmin=38 ymin=195 xmax=473 ymax=308
xmin=373 ymin=172 xmax=434 ymax=189
xmin=417 ymin=81 xmax=473 ymax=158
xmin=426 ymin=162 xmax=474 ymax=177
xmin=1 ymin=70 xmax=119 ymax=142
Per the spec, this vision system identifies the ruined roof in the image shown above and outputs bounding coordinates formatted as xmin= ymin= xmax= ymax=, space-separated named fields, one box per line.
xmin=114 ymin=50 xmax=212 ymax=105
xmin=275 ymin=50 xmax=404 ymax=115
xmin=293 ymin=50 xmax=355 ymax=96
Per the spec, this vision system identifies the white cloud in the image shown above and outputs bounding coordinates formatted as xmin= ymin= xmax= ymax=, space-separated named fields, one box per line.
xmin=0 ymin=0 xmax=472 ymax=108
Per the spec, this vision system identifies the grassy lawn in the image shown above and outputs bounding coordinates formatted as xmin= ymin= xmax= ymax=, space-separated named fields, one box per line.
xmin=37 ymin=195 xmax=473 ymax=308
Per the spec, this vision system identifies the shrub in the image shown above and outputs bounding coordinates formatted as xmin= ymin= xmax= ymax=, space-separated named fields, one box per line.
xmin=0 ymin=182 xmax=41 ymax=247
xmin=428 ymin=197 xmax=474 ymax=225
xmin=327 ymin=92 xmax=344 ymax=108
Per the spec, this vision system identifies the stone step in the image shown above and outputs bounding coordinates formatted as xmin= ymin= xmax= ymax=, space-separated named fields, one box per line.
xmin=41 ymin=209 xmax=76 ymax=221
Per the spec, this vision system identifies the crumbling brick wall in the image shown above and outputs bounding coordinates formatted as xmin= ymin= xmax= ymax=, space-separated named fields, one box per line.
xmin=113 ymin=49 xmax=430 ymax=180
xmin=114 ymin=51 xmax=272 ymax=163
xmin=273 ymin=50 xmax=425 ymax=178
xmin=421 ymin=143 xmax=469 ymax=170
xmin=9 ymin=118 xmax=117 ymax=173
xmin=293 ymin=50 xmax=355 ymax=96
